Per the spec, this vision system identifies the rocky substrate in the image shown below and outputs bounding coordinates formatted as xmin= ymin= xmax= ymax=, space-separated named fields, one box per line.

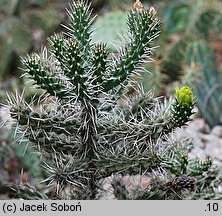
xmin=174 ymin=118 xmax=222 ymax=168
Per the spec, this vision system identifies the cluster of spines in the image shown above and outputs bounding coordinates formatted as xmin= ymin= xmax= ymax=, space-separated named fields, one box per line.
xmin=22 ymin=55 xmax=71 ymax=99
xmin=172 ymin=100 xmax=195 ymax=128
xmin=50 ymin=35 xmax=84 ymax=79
xmin=49 ymin=35 xmax=91 ymax=101
xmin=103 ymin=10 xmax=161 ymax=92
xmin=65 ymin=0 xmax=94 ymax=53
xmin=188 ymin=157 xmax=212 ymax=175
xmin=91 ymin=43 xmax=109 ymax=87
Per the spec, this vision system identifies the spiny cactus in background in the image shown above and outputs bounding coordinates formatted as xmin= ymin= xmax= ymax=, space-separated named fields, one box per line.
xmin=184 ymin=41 xmax=222 ymax=128
xmin=154 ymin=0 xmax=222 ymax=87
xmin=91 ymin=11 xmax=127 ymax=51
xmin=0 ymin=0 xmax=64 ymax=80
xmin=142 ymin=60 xmax=163 ymax=95
xmin=4 ymin=0 xmax=220 ymax=200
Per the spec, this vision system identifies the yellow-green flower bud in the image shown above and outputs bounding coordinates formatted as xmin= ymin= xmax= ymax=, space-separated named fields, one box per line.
xmin=175 ymin=86 xmax=193 ymax=107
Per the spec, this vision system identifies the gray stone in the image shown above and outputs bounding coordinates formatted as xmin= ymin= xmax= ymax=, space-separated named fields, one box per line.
xmin=205 ymin=142 xmax=221 ymax=157
xmin=0 ymin=107 xmax=13 ymax=141
xmin=211 ymin=125 xmax=222 ymax=138
xmin=215 ymin=152 xmax=222 ymax=162
xmin=185 ymin=118 xmax=210 ymax=134
xmin=98 ymin=174 xmax=152 ymax=200
xmin=199 ymin=134 xmax=221 ymax=146
xmin=213 ymin=159 xmax=222 ymax=168
xmin=189 ymin=147 xmax=206 ymax=160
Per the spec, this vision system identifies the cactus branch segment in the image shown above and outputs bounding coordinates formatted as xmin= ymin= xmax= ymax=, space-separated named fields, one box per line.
xmin=103 ymin=8 xmax=161 ymax=92
xmin=65 ymin=0 xmax=95 ymax=56
xmin=22 ymin=53 xmax=72 ymax=99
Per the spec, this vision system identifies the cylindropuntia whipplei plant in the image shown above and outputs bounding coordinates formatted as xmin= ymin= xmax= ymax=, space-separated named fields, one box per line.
xmin=4 ymin=0 xmax=220 ymax=200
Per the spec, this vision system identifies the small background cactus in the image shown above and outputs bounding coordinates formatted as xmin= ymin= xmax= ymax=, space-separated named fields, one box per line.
xmin=0 ymin=0 xmax=66 ymax=105
xmin=91 ymin=11 xmax=127 ymax=51
xmin=184 ymin=41 xmax=222 ymax=128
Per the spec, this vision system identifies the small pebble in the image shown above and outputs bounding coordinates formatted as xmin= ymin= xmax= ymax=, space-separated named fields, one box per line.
xmin=211 ymin=125 xmax=222 ymax=138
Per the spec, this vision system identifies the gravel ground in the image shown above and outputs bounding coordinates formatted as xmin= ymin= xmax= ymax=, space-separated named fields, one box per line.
xmin=174 ymin=118 xmax=222 ymax=168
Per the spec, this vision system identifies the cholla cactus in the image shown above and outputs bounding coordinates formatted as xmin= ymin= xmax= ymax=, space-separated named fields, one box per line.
xmin=5 ymin=0 xmax=219 ymax=200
